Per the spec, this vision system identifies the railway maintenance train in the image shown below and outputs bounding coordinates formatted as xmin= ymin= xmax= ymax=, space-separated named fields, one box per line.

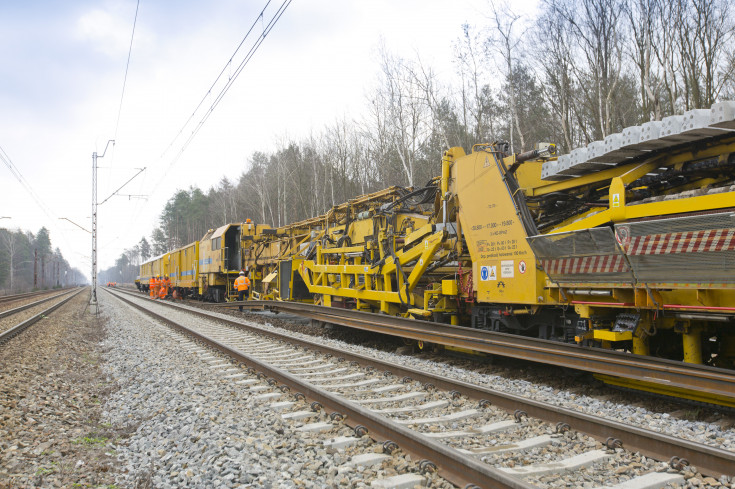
xmin=137 ymin=101 xmax=735 ymax=382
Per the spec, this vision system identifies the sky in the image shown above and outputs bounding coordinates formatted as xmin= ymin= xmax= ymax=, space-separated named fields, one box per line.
xmin=0 ymin=0 xmax=538 ymax=280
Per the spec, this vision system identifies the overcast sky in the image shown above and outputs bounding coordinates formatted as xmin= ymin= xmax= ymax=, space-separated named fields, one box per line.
xmin=0 ymin=0 xmax=537 ymax=278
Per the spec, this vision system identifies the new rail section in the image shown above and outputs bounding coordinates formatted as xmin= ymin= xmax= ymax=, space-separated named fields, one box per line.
xmin=212 ymin=299 xmax=735 ymax=408
xmin=110 ymin=287 xmax=735 ymax=481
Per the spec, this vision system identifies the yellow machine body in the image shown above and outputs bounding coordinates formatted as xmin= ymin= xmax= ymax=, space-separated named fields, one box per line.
xmin=452 ymin=148 xmax=547 ymax=305
xmin=139 ymin=108 xmax=735 ymax=397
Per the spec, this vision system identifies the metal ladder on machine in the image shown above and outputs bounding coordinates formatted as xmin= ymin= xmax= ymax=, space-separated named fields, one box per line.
xmin=224 ymin=247 xmax=239 ymax=302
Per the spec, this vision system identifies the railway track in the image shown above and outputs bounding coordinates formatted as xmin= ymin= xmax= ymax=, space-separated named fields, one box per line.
xmin=107 ymin=288 xmax=734 ymax=487
xmin=0 ymin=288 xmax=85 ymax=343
xmin=197 ymin=300 xmax=735 ymax=409
xmin=0 ymin=289 xmax=66 ymax=308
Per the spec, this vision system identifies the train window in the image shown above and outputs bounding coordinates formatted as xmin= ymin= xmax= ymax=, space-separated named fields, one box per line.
xmin=212 ymin=237 xmax=221 ymax=250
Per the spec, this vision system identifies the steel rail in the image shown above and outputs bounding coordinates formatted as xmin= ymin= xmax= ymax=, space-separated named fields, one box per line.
xmin=112 ymin=289 xmax=735 ymax=478
xmin=205 ymin=300 xmax=735 ymax=406
xmin=106 ymin=288 xmax=534 ymax=489
xmin=0 ymin=289 xmax=61 ymax=305
xmin=0 ymin=289 xmax=78 ymax=319
xmin=0 ymin=288 xmax=85 ymax=343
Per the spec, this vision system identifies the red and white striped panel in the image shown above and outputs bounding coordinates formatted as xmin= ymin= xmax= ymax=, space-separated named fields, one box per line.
xmin=542 ymin=255 xmax=628 ymax=275
xmin=627 ymin=228 xmax=735 ymax=256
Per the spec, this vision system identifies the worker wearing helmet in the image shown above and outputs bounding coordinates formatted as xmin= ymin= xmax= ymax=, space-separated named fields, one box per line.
xmin=149 ymin=275 xmax=157 ymax=299
xmin=234 ymin=270 xmax=250 ymax=311
xmin=154 ymin=274 xmax=162 ymax=299
xmin=159 ymin=275 xmax=169 ymax=299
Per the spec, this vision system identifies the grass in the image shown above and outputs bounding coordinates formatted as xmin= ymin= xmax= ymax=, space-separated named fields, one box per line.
xmin=72 ymin=435 xmax=108 ymax=446
xmin=35 ymin=466 xmax=55 ymax=476
xmin=81 ymin=353 xmax=100 ymax=365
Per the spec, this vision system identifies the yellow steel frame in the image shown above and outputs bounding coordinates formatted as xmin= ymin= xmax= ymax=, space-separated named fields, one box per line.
xmin=297 ymin=230 xmax=447 ymax=313
xmin=553 ymin=188 xmax=735 ymax=233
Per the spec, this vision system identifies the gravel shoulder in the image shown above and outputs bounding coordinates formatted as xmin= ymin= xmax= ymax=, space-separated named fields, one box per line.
xmin=100 ymin=290 xmax=451 ymax=488
xmin=0 ymin=291 xmax=121 ymax=488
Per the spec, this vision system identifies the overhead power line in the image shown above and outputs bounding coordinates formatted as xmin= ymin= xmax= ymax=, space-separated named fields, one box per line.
xmin=161 ymin=0 xmax=274 ymax=160
xmin=98 ymin=167 xmax=147 ymax=206
xmin=157 ymin=0 xmax=293 ymax=177
xmin=119 ymin=0 xmax=291 ymax=254
xmin=0 ymin=143 xmax=81 ymax=263
xmin=114 ymin=0 xmax=141 ymax=141
xmin=0 ymin=144 xmax=57 ymax=222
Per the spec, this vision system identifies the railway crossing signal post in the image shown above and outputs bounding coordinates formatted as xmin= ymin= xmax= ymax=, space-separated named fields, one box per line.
xmin=91 ymin=140 xmax=115 ymax=313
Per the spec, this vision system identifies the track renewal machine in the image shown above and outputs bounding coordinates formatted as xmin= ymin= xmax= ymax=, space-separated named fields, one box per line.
xmin=140 ymin=102 xmax=735 ymax=405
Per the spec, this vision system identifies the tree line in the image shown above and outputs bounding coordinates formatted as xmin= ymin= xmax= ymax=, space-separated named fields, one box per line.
xmin=101 ymin=0 xmax=735 ymax=282
xmin=0 ymin=227 xmax=85 ymax=293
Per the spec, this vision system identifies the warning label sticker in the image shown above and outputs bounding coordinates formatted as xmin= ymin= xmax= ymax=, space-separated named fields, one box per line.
xmin=480 ymin=265 xmax=496 ymax=281
xmin=501 ymin=260 xmax=514 ymax=278
xmin=611 ymin=193 xmax=620 ymax=208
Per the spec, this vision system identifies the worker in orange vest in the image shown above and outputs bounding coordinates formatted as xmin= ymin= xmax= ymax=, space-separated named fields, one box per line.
xmin=159 ymin=275 xmax=169 ymax=299
xmin=234 ymin=271 xmax=250 ymax=311
xmin=149 ymin=275 xmax=158 ymax=299
xmin=154 ymin=274 xmax=161 ymax=299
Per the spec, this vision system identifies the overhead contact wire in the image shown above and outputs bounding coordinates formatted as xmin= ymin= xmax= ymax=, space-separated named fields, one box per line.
xmin=0 ymin=144 xmax=78 ymax=257
xmin=114 ymin=0 xmax=141 ymax=142
xmin=160 ymin=0 xmax=274 ymax=160
xmin=150 ymin=0 xmax=292 ymax=196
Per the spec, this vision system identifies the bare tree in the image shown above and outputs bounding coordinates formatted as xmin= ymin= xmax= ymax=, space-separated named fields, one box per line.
xmin=534 ymin=7 xmax=579 ymax=149
xmin=375 ymin=44 xmax=434 ymax=187
xmin=625 ymin=0 xmax=662 ymax=120
xmin=325 ymin=117 xmax=353 ymax=205
xmin=547 ymin=0 xmax=626 ymax=139
xmin=411 ymin=54 xmax=451 ymax=151
xmin=681 ymin=0 xmax=734 ymax=108
xmin=454 ymin=24 xmax=496 ymax=148
xmin=487 ymin=3 xmax=527 ymax=150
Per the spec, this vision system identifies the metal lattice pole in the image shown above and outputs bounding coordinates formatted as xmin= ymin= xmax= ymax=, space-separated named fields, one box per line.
xmin=91 ymin=140 xmax=114 ymax=313
xmin=91 ymin=150 xmax=98 ymax=309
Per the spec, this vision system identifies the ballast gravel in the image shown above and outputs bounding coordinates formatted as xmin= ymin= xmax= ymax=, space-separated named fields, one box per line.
xmin=103 ymin=298 xmax=321 ymax=487
xmin=187 ymin=303 xmax=735 ymax=456
xmin=102 ymin=294 xmax=453 ymax=488
xmin=106 ymin=294 xmax=735 ymax=488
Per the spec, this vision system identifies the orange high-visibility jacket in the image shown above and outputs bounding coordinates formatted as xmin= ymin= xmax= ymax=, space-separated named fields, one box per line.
xmin=234 ymin=275 xmax=250 ymax=291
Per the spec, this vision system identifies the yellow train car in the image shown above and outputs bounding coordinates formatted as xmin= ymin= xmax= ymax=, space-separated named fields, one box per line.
xmin=138 ymin=253 xmax=170 ymax=291
xmin=139 ymin=260 xmax=154 ymax=291
xmin=198 ymin=223 xmax=242 ymax=302
xmin=152 ymin=253 xmax=170 ymax=281
xmin=169 ymin=241 xmax=199 ymax=296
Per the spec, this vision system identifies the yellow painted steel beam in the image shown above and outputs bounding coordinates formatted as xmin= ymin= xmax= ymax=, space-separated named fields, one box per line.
xmin=406 ymin=233 xmax=445 ymax=290
xmin=592 ymin=330 xmax=633 ymax=342
xmin=321 ymin=245 xmax=364 ymax=254
xmin=623 ymin=191 xmax=735 ymax=219
xmin=552 ymin=191 xmax=735 ymax=233
xmin=551 ymin=209 xmax=613 ymax=233
xmin=595 ymin=374 xmax=735 ymax=408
